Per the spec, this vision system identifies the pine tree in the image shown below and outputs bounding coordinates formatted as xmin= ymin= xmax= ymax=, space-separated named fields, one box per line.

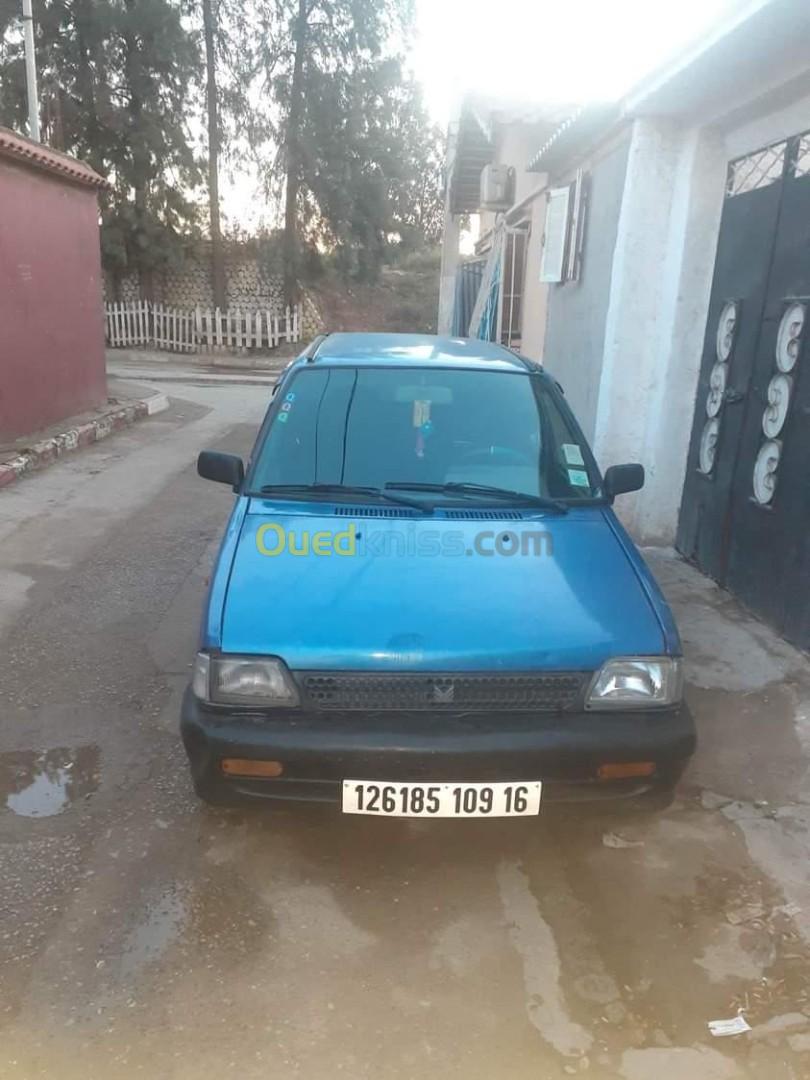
xmin=1 ymin=0 xmax=444 ymax=297
xmin=0 ymin=0 xmax=202 ymax=294
xmin=107 ymin=0 xmax=202 ymax=294
xmin=259 ymin=0 xmax=442 ymax=295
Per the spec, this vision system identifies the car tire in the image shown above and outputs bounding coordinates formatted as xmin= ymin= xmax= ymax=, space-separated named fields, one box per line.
xmin=619 ymin=785 xmax=676 ymax=815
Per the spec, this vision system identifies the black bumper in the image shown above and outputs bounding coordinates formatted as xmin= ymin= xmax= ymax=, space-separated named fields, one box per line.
xmin=180 ymin=687 xmax=696 ymax=807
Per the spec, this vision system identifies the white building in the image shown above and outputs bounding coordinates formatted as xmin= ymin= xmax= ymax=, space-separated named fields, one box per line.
xmin=439 ymin=0 xmax=810 ymax=651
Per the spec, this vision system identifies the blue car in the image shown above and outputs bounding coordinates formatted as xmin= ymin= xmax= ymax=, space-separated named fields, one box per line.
xmin=182 ymin=333 xmax=695 ymax=817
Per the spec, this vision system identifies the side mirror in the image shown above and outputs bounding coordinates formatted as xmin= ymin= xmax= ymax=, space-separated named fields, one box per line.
xmin=603 ymin=463 xmax=644 ymax=499
xmin=197 ymin=451 xmax=244 ymax=492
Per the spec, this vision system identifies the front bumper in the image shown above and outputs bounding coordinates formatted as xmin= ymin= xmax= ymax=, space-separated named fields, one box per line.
xmin=180 ymin=687 xmax=696 ymax=806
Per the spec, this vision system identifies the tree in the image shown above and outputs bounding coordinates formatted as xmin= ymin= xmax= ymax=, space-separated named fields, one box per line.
xmin=0 ymin=0 xmax=114 ymax=167
xmin=106 ymin=0 xmax=202 ymax=294
xmin=259 ymin=0 xmax=442 ymax=296
xmin=0 ymin=0 xmax=202 ymax=294
xmin=384 ymin=83 xmax=445 ymax=248
xmin=1 ymin=0 xmax=444 ymax=298
xmin=292 ymin=55 xmax=443 ymax=280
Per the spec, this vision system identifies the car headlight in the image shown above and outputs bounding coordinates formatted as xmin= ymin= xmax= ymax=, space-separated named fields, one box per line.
xmin=586 ymin=657 xmax=682 ymax=709
xmin=192 ymin=653 xmax=300 ymax=707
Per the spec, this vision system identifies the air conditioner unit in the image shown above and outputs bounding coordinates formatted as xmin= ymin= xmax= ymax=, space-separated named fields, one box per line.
xmin=480 ymin=163 xmax=515 ymax=209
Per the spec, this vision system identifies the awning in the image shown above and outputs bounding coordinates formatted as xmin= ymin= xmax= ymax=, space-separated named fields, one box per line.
xmin=528 ymin=103 xmax=621 ymax=174
xmin=448 ymin=106 xmax=494 ymax=215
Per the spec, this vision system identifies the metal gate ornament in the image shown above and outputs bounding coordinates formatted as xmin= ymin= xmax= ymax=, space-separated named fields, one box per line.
xmin=762 ymin=374 xmax=793 ymax=439
xmin=753 ymin=440 xmax=782 ymax=505
xmin=699 ymin=301 xmax=737 ymax=474
xmin=751 ymin=302 xmax=805 ymax=504
xmin=776 ymin=302 xmax=805 ymax=373
xmin=715 ymin=301 xmax=737 ymax=361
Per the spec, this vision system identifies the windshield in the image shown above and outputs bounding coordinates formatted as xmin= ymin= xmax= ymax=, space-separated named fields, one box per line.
xmin=249 ymin=366 xmax=599 ymax=501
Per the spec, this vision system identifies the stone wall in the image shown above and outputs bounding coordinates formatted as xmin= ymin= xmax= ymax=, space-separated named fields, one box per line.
xmin=105 ymin=250 xmax=325 ymax=341
xmin=106 ymin=250 xmax=293 ymax=315
xmin=300 ymin=293 xmax=323 ymax=339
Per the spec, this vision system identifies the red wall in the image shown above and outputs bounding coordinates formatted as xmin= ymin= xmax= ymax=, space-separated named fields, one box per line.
xmin=0 ymin=158 xmax=107 ymax=440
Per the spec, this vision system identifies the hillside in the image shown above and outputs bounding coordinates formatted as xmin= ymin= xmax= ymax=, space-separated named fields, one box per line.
xmin=309 ymin=250 xmax=440 ymax=335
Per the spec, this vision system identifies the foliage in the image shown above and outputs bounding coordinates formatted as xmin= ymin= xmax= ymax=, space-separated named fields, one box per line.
xmin=0 ymin=0 xmax=444 ymax=291
xmin=299 ymin=58 xmax=444 ymax=279
xmin=311 ymin=249 xmax=441 ymax=334
xmin=105 ymin=0 xmax=203 ymax=283
xmin=256 ymin=0 xmax=443 ymax=286
xmin=0 ymin=0 xmax=202 ymax=288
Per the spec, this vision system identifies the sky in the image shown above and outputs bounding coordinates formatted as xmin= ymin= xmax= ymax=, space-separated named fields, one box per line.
xmin=222 ymin=0 xmax=743 ymax=229
xmin=412 ymin=0 xmax=742 ymax=126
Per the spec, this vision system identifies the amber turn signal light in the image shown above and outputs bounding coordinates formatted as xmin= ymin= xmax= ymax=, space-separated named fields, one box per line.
xmin=220 ymin=758 xmax=284 ymax=778
xmin=597 ymin=762 xmax=655 ymax=780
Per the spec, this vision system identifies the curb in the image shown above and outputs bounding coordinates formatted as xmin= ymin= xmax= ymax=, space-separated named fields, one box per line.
xmin=0 ymin=391 xmax=170 ymax=491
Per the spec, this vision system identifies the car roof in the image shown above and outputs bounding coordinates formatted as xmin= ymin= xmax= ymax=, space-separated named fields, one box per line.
xmin=293 ymin=332 xmax=538 ymax=373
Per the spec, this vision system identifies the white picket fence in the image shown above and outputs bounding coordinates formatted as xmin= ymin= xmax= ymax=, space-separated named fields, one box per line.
xmin=105 ymin=301 xmax=301 ymax=353
xmin=106 ymin=300 xmax=151 ymax=347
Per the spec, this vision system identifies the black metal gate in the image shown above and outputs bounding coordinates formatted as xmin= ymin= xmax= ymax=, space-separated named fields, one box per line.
xmin=677 ymin=131 xmax=810 ymax=649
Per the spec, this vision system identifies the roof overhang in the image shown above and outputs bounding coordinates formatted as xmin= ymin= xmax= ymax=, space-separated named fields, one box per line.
xmin=448 ymin=106 xmax=494 ymax=215
xmin=527 ymin=0 xmax=810 ymax=177
xmin=0 ymin=126 xmax=109 ymax=190
xmin=624 ymin=0 xmax=810 ymax=126
xmin=528 ymin=103 xmax=621 ymax=173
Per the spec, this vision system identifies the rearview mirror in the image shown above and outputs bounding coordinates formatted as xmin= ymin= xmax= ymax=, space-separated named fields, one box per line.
xmin=197 ymin=451 xmax=244 ymax=491
xmin=603 ymin=463 xmax=644 ymax=499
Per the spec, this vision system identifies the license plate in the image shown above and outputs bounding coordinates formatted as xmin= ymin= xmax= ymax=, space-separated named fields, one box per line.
xmin=341 ymin=780 xmax=542 ymax=818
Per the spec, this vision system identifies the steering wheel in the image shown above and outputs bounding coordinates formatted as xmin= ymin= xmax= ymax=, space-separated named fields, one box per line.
xmin=457 ymin=445 xmax=533 ymax=466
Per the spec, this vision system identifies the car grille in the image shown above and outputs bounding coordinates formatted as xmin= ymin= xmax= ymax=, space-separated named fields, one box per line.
xmin=296 ymin=672 xmax=588 ymax=712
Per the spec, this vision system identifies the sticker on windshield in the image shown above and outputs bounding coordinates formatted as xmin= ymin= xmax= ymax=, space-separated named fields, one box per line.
xmin=413 ymin=400 xmax=431 ymax=427
xmin=277 ymin=398 xmax=294 ymax=425
xmin=562 ymin=443 xmax=584 ymax=466
xmin=568 ymin=468 xmax=589 ymax=487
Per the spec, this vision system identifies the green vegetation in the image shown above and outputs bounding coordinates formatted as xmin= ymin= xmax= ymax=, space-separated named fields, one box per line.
xmin=312 ymin=247 xmax=441 ymax=335
xmin=0 ymin=0 xmax=444 ymax=300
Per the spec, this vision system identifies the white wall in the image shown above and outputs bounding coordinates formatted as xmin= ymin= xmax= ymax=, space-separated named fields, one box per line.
xmin=634 ymin=126 xmax=729 ymax=541
xmin=542 ymin=136 xmax=631 ymax=440
xmin=594 ymin=83 xmax=810 ymax=543
xmin=590 ymin=120 xmax=727 ymax=541
xmin=519 ymin=195 xmax=550 ymax=362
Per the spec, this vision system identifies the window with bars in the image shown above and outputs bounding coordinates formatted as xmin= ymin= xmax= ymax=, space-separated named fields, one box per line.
xmin=794 ymin=134 xmax=810 ymax=179
xmin=500 ymin=229 xmax=528 ymax=350
xmin=726 ymin=130 xmax=810 ymax=197
xmin=726 ymin=141 xmax=787 ymax=197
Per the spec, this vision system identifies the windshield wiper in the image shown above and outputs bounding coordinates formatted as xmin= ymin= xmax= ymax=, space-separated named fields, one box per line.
xmin=385 ymin=481 xmax=568 ymax=513
xmin=257 ymin=483 xmax=431 ymax=512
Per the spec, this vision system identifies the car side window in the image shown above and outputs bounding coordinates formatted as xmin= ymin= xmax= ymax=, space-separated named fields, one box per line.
xmin=250 ymin=369 xmax=330 ymax=487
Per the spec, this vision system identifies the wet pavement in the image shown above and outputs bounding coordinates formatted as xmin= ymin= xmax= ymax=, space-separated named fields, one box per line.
xmin=2 ymin=374 xmax=810 ymax=1079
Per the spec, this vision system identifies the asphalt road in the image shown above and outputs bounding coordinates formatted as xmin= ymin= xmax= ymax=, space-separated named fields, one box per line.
xmin=2 ymin=373 xmax=810 ymax=1080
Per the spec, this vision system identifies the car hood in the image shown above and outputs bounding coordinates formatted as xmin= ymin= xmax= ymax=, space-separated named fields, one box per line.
xmin=217 ymin=502 xmax=667 ymax=670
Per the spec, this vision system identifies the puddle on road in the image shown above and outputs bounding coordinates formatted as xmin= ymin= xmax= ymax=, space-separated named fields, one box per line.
xmin=0 ymin=745 xmax=100 ymax=817
xmin=120 ymin=886 xmax=188 ymax=978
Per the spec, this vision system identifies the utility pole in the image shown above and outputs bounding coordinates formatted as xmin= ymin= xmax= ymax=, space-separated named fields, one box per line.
xmin=202 ymin=0 xmax=227 ymax=309
xmin=22 ymin=0 xmax=40 ymax=141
